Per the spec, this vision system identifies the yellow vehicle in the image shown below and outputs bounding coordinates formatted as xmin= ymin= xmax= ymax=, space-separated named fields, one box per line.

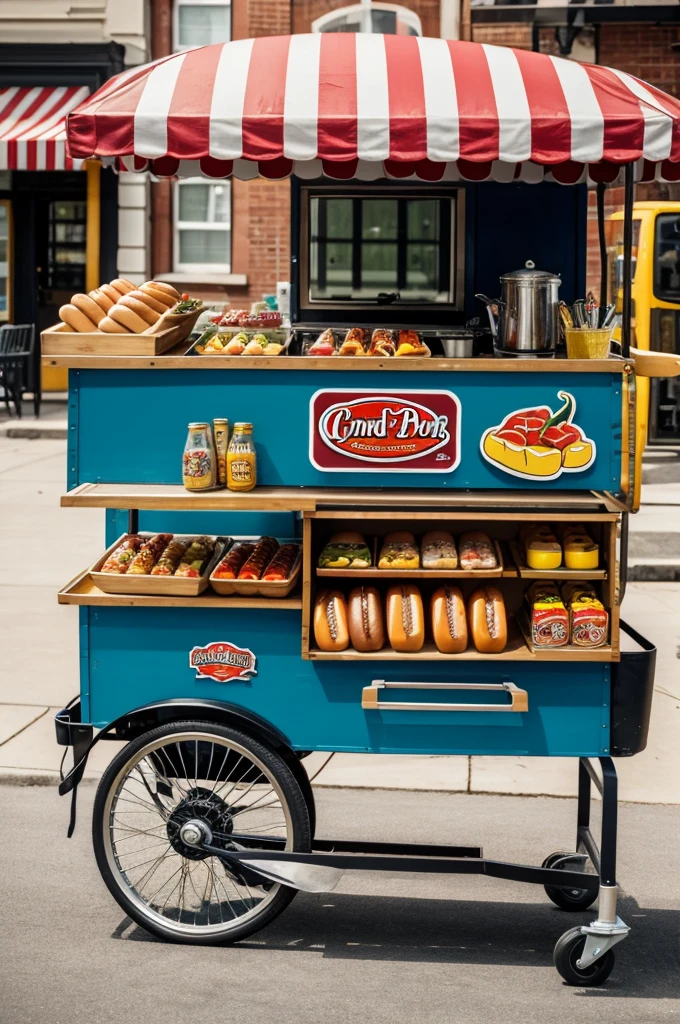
xmin=609 ymin=202 xmax=680 ymax=445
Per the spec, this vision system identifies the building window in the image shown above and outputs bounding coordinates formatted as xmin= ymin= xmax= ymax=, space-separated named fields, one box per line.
xmin=174 ymin=179 xmax=231 ymax=273
xmin=306 ymin=190 xmax=460 ymax=306
xmin=312 ymin=3 xmax=422 ymax=35
xmin=0 ymin=200 xmax=11 ymax=322
xmin=173 ymin=0 xmax=231 ymax=51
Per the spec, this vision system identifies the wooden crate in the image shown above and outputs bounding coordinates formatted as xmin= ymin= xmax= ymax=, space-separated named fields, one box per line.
xmin=41 ymin=307 xmax=203 ymax=356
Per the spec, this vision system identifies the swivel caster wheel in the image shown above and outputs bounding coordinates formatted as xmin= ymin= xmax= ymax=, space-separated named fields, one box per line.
xmin=554 ymin=927 xmax=615 ymax=987
xmin=542 ymin=852 xmax=597 ymax=912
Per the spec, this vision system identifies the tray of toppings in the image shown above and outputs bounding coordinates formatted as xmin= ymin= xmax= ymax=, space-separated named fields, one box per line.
xmin=210 ymin=537 xmax=301 ymax=596
xmin=91 ymin=534 xmax=225 ymax=596
xmin=41 ymin=280 xmax=205 ymax=356
xmin=192 ymin=327 xmax=287 ymax=357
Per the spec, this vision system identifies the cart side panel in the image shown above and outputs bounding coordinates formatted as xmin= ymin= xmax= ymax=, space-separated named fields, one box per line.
xmin=84 ymin=607 xmax=611 ymax=757
xmin=72 ymin=368 xmax=623 ymax=492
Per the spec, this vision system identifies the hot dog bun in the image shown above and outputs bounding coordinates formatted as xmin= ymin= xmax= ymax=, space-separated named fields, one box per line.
xmin=144 ymin=280 xmax=180 ymax=301
xmin=99 ymin=283 xmax=124 ymax=304
xmin=99 ymin=316 xmax=130 ymax=334
xmin=139 ymin=282 xmax=176 ymax=308
xmin=59 ymin=303 xmax=98 ymax=333
xmin=468 ymin=586 xmax=507 ymax=654
xmin=71 ymin=293 xmax=105 ymax=326
xmin=431 ymin=586 xmax=468 ymax=654
xmin=348 ymin=586 xmax=384 ymax=652
xmin=386 ymin=584 xmax=424 ymax=652
xmin=118 ymin=292 xmax=160 ymax=325
xmin=108 ymin=303 xmax=150 ymax=334
xmin=110 ymin=278 xmax=134 ymax=294
xmin=313 ymin=590 xmax=349 ymax=651
xmin=89 ymin=288 xmax=114 ymax=313
xmin=127 ymin=288 xmax=166 ymax=315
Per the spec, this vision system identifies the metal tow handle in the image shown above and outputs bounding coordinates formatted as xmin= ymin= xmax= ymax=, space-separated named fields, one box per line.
xmin=361 ymin=680 xmax=528 ymax=713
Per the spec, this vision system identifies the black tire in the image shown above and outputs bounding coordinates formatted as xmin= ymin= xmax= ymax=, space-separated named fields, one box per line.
xmin=93 ymin=720 xmax=312 ymax=945
xmin=543 ymin=852 xmax=597 ymax=912
xmin=554 ymin=927 xmax=615 ymax=986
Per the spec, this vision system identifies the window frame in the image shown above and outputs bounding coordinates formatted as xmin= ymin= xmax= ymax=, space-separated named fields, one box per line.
xmin=311 ymin=2 xmax=422 ymax=35
xmin=301 ymin=186 xmax=464 ymax=310
xmin=173 ymin=178 xmax=232 ymax=275
xmin=173 ymin=0 xmax=232 ymax=53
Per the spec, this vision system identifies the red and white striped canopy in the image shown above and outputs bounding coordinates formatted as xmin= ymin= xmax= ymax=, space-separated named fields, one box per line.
xmin=67 ymin=35 xmax=680 ymax=184
xmin=0 ymin=86 xmax=90 ymax=171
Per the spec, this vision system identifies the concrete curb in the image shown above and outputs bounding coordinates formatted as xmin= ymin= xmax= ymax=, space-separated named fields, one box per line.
xmin=2 ymin=426 xmax=68 ymax=440
xmin=628 ymin=563 xmax=680 ymax=582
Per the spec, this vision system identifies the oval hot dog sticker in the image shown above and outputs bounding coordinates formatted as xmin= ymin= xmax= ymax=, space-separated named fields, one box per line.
xmin=190 ymin=642 xmax=257 ymax=682
xmin=481 ymin=391 xmax=596 ymax=481
xmin=310 ymin=389 xmax=461 ymax=473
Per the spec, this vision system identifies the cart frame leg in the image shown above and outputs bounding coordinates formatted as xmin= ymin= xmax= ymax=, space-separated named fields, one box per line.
xmin=575 ymin=757 xmax=630 ymax=969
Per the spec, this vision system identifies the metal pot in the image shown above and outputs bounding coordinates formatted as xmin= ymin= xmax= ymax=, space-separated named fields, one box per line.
xmin=476 ymin=261 xmax=561 ymax=355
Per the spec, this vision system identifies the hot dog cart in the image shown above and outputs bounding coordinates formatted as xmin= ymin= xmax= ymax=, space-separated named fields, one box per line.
xmin=48 ymin=35 xmax=680 ymax=986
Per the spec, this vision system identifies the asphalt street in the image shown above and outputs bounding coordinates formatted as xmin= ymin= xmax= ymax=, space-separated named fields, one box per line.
xmin=2 ymin=783 xmax=679 ymax=1024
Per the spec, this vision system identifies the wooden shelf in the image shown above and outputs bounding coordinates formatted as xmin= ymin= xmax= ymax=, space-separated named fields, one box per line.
xmin=509 ymin=541 xmax=607 ymax=580
xmin=43 ymin=350 xmax=628 ymax=372
xmin=61 ymin=482 xmax=623 ymax=516
xmin=58 ymin=572 xmax=302 ymax=609
xmin=306 ymin=637 xmax=616 ymax=662
xmin=316 ymin=567 xmax=511 ymax=579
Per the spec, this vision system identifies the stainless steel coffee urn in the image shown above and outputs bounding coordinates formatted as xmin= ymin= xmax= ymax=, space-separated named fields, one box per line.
xmin=477 ymin=261 xmax=561 ymax=356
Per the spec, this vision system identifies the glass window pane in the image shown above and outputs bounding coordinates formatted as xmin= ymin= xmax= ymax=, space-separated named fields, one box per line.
xmin=323 ymin=199 xmax=353 ymax=239
xmin=407 ymin=199 xmax=439 ymax=241
xmin=178 ymin=4 xmax=230 ymax=47
xmin=406 ymin=244 xmax=439 ymax=298
xmin=361 ymin=242 xmax=397 ymax=292
xmin=654 ymin=213 xmax=680 ymax=303
xmin=179 ymin=184 xmax=210 ymax=222
xmin=179 ymin=228 xmax=230 ymax=265
xmin=362 ymin=198 xmax=397 ymax=240
xmin=309 ymin=241 xmax=352 ymax=298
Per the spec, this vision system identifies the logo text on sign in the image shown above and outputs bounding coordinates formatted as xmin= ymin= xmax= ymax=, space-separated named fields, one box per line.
xmin=310 ymin=390 xmax=461 ymax=473
xmin=189 ymin=642 xmax=257 ymax=683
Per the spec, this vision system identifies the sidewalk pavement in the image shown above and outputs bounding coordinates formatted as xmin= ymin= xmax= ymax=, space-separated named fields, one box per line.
xmin=1 ymin=434 xmax=679 ymax=803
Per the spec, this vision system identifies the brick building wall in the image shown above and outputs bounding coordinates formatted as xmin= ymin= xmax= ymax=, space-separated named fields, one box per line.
xmin=150 ymin=2 xmax=680 ymax=308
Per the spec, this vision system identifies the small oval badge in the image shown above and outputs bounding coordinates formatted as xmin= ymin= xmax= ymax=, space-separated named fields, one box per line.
xmin=190 ymin=642 xmax=257 ymax=683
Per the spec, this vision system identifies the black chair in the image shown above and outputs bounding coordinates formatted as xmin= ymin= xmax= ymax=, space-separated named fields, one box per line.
xmin=0 ymin=324 xmax=37 ymax=418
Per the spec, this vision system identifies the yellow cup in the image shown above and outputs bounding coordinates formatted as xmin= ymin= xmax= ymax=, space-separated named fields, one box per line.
xmin=565 ymin=328 xmax=613 ymax=360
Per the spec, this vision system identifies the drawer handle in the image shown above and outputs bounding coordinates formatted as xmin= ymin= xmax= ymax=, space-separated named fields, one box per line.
xmin=361 ymin=680 xmax=528 ymax=713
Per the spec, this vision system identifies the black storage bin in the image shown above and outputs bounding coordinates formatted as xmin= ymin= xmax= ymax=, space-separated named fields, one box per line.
xmin=610 ymin=621 xmax=656 ymax=757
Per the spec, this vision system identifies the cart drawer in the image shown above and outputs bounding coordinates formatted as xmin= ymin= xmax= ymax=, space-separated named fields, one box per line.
xmin=82 ymin=606 xmax=611 ymax=757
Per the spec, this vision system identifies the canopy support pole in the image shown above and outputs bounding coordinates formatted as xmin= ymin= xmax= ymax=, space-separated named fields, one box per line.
xmin=621 ymin=164 xmax=635 ymax=359
xmin=596 ymin=181 xmax=607 ymax=322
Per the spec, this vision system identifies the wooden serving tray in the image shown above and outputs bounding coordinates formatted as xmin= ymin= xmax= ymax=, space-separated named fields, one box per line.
xmin=209 ymin=540 xmax=302 ymax=597
xmin=509 ymin=540 xmax=606 ymax=580
xmin=91 ymin=533 xmax=227 ymax=596
xmin=316 ymin=538 xmax=505 ymax=579
xmin=41 ymin=307 xmax=203 ymax=357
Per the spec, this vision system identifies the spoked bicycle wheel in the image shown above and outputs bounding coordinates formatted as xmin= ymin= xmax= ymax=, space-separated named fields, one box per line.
xmin=92 ymin=720 xmax=312 ymax=944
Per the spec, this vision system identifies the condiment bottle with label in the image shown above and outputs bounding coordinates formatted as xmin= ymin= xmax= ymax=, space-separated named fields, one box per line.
xmin=182 ymin=422 xmax=217 ymax=491
xmin=213 ymin=418 xmax=229 ymax=488
xmin=227 ymin=422 xmax=257 ymax=492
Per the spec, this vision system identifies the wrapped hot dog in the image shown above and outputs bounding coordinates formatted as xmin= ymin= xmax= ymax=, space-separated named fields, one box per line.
xmin=525 ymin=581 xmax=569 ymax=648
xmin=368 ymin=329 xmax=396 ymax=357
xmin=338 ymin=328 xmax=366 ymax=357
xmin=212 ymin=542 xmax=256 ymax=580
xmin=151 ymin=538 xmax=189 ymax=576
xmin=562 ymin=582 xmax=608 ymax=648
xmin=127 ymin=534 xmax=173 ymax=575
xmin=175 ymin=537 xmax=214 ymax=578
xmin=238 ymin=537 xmax=279 ymax=581
xmin=101 ymin=536 xmax=142 ymax=574
xmin=262 ymin=544 xmax=300 ymax=581
xmin=459 ymin=531 xmax=497 ymax=570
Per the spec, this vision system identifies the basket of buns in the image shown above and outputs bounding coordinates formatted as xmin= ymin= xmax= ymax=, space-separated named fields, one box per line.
xmin=41 ymin=279 xmax=204 ymax=356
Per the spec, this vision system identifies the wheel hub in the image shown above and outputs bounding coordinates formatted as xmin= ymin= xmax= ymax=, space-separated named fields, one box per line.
xmin=166 ymin=786 xmax=233 ymax=860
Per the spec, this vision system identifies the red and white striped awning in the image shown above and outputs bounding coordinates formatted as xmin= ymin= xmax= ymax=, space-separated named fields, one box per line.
xmin=0 ymin=86 xmax=90 ymax=171
xmin=67 ymin=35 xmax=680 ymax=184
